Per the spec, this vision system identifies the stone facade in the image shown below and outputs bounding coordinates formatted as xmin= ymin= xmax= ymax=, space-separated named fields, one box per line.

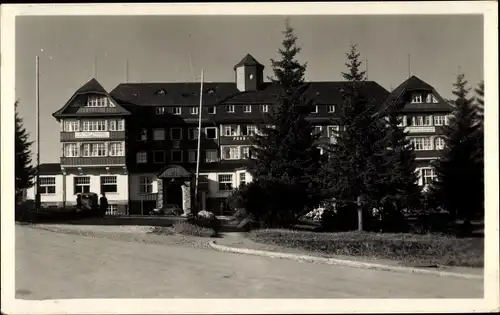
xmin=157 ymin=179 xmax=163 ymax=209
xmin=181 ymin=180 xmax=191 ymax=215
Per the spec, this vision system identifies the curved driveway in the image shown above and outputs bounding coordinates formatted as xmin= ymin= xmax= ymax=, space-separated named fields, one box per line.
xmin=15 ymin=226 xmax=483 ymax=299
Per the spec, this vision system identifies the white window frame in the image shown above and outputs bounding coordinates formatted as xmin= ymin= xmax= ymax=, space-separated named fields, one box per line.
xmin=327 ymin=105 xmax=336 ymax=113
xmin=327 ymin=125 xmax=340 ymax=138
xmin=170 ymin=149 xmax=183 ymax=163
xmin=435 ymin=137 xmax=445 ymax=150
xmin=241 ymin=146 xmax=250 ymax=159
xmin=108 ymin=142 xmax=124 ymax=157
xmin=108 ymin=119 xmax=125 ymax=131
xmin=205 ymin=127 xmax=218 ymax=140
xmin=412 ymin=93 xmax=423 ymax=103
xmin=207 ymin=106 xmax=216 ymax=115
xmin=170 ymin=128 xmax=182 ymax=140
xmin=74 ymin=176 xmax=90 ymax=194
xmin=90 ymin=143 xmax=106 ymax=157
xmin=81 ymin=120 xmax=107 ymax=132
xmin=136 ymin=151 xmax=147 ymax=164
xmin=153 ymin=128 xmax=165 ymax=141
xmin=172 ymin=107 xmax=182 ymax=115
xmin=138 ymin=128 xmax=148 ymax=141
xmin=64 ymin=120 xmax=79 ymax=132
xmin=242 ymin=125 xmax=257 ymax=136
xmin=410 ymin=137 xmax=432 ymax=151
xmin=190 ymin=107 xmax=199 ymax=115
xmin=424 ymin=116 xmax=433 ymax=126
xmin=156 ymin=107 xmax=165 ymax=115
xmin=188 ymin=127 xmax=199 ymax=140
xmin=139 ymin=176 xmax=153 ymax=194
xmin=421 ymin=167 xmax=437 ymax=186
xmin=87 ymin=95 xmax=108 ymax=107
xmin=243 ymin=105 xmax=252 ymax=113
xmin=239 ymin=172 xmax=246 ymax=186
xmin=188 ymin=150 xmax=197 ymax=163
xmin=64 ymin=143 xmax=79 ymax=157
xmin=218 ymin=174 xmax=234 ymax=192
xmin=434 ymin=115 xmax=445 ymax=126
xmin=223 ymin=125 xmax=238 ymax=137
xmin=312 ymin=126 xmax=322 ymax=136
xmin=226 ymin=105 xmax=235 ymax=113
xmin=311 ymin=105 xmax=318 ymax=113
xmin=100 ymin=176 xmax=117 ymax=193
xmin=153 ymin=150 xmax=166 ymax=164
xmin=261 ymin=104 xmax=269 ymax=113
xmin=205 ymin=149 xmax=218 ymax=163
xmin=39 ymin=177 xmax=56 ymax=194
xmin=221 ymin=146 xmax=240 ymax=160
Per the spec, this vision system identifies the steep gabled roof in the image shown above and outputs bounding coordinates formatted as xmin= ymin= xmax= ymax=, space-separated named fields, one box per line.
xmin=233 ymin=54 xmax=264 ymax=70
xmin=382 ymin=75 xmax=453 ymax=113
xmin=53 ymin=78 xmax=131 ymax=118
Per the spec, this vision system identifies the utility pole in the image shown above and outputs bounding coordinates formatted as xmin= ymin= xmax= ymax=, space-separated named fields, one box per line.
xmin=35 ymin=55 xmax=40 ymax=210
xmin=194 ymin=69 xmax=204 ymax=214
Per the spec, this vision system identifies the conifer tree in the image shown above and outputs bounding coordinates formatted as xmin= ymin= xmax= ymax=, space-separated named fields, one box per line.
xmin=246 ymin=20 xmax=322 ymax=228
xmin=341 ymin=44 xmax=367 ymax=82
xmin=15 ymin=101 xmax=36 ymax=203
xmin=475 ymin=80 xmax=484 ymax=123
xmin=430 ymin=73 xmax=483 ymax=234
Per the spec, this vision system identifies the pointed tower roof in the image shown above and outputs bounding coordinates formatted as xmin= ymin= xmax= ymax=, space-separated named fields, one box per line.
xmin=233 ymin=54 xmax=264 ymax=70
xmin=75 ymin=78 xmax=108 ymax=94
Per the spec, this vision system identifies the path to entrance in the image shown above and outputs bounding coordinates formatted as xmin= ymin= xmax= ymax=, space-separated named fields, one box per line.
xmin=15 ymin=226 xmax=483 ymax=299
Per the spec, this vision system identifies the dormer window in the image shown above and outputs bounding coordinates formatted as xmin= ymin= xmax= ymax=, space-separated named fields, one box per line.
xmin=156 ymin=89 xmax=166 ymax=95
xmin=311 ymin=105 xmax=318 ymax=114
xmin=156 ymin=107 xmax=165 ymax=115
xmin=243 ymin=105 xmax=252 ymax=113
xmin=261 ymin=105 xmax=269 ymax=113
xmin=87 ymin=95 xmax=108 ymax=107
xmin=226 ymin=105 xmax=235 ymax=113
xmin=411 ymin=93 xmax=423 ymax=103
xmin=327 ymin=105 xmax=336 ymax=113
xmin=207 ymin=106 xmax=216 ymax=115
xmin=207 ymin=88 xmax=215 ymax=94
xmin=172 ymin=107 xmax=182 ymax=115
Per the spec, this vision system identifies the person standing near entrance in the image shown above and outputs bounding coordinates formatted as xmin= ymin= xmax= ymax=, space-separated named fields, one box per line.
xmin=99 ymin=192 xmax=108 ymax=217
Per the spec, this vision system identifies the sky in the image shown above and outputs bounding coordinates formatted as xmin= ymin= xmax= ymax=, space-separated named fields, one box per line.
xmin=14 ymin=15 xmax=484 ymax=163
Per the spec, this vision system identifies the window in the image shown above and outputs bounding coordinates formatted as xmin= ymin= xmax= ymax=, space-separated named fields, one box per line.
xmin=312 ymin=126 xmax=322 ymax=136
xmin=139 ymin=176 xmax=153 ymax=194
xmin=81 ymin=120 xmax=106 ymax=131
xmin=411 ymin=116 xmax=432 ymax=126
xmin=109 ymin=142 xmax=124 ymax=156
xmin=205 ymin=127 xmax=217 ymax=139
xmin=327 ymin=125 xmax=340 ymax=138
xmin=153 ymin=128 xmax=165 ymax=141
xmin=445 ymin=114 xmax=452 ymax=125
xmin=108 ymin=119 xmax=125 ymax=131
xmin=74 ymin=176 xmax=90 ymax=194
xmin=327 ymin=105 xmax=336 ymax=113
xmin=243 ymin=105 xmax=252 ymax=113
xmin=424 ymin=116 xmax=432 ymax=126
xmin=136 ymin=152 xmax=147 ymax=164
xmin=261 ymin=104 xmax=269 ymax=113
xmin=226 ymin=105 xmax=235 ymax=113
xmin=64 ymin=143 xmax=79 ymax=157
xmin=153 ymin=151 xmax=166 ymax=164
xmin=223 ymin=125 xmax=238 ymax=137
xmin=138 ymin=128 xmax=148 ymax=141
xmin=171 ymin=150 xmax=183 ymax=163
xmin=311 ymin=105 xmax=318 ymax=113
xmin=87 ymin=95 xmax=108 ymax=107
xmin=106 ymin=204 xmax=118 ymax=216
xmin=241 ymin=125 xmax=257 ymax=136
xmin=207 ymin=106 xmax=216 ymax=114
xmin=410 ymin=137 xmax=432 ymax=151
xmin=90 ymin=143 xmax=106 ymax=157
xmin=239 ymin=173 xmax=246 ymax=186
xmin=172 ymin=107 xmax=182 ymax=115
xmin=190 ymin=107 xmax=199 ymax=115
xmin=64 ymin=120 xmax=79 ymax=132
xmin=435 ymin=137 xmax=445 ymax=150
xmin=426 ymin=94 xmax=439 ymax=104
xmin=188 ymin=150 xmax=197 ymax=163
xmin=412 ymin=93 xmax=423 ymax=103
xmin=100 ymin=176 xmax=117 ymax=193
xmin=205 ymin=149 xmax=218 ymax=163
xmin=241 ymin=147 xmax=250 ymax=159
xmin=221 ymin=146 xmax=240 ymax=160
xmin=421 ymin=168 xmax=437 ymax=186
xmin=39 ymin=177 xmax=56 ymax=194
xmin=81 ymin=143 xmax=91 ymax=157
xmin=170 ymin=128 xmax=182 ymax=140
xmin=188 ymin=127 xmax=199 ymax=140
xmin=218 ymin=174 xmax=233 ymax=191
xmin=156 ymin=107 xmax=165 ymax=115
xmin=434 ymin=115 xmax=446 ymax=126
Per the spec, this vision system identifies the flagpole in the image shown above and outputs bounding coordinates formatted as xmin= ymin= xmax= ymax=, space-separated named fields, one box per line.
xmin=35 ymin=55 xmax=41 ymax=210
xmin=194 ymin=69 xmax=204 ymax=212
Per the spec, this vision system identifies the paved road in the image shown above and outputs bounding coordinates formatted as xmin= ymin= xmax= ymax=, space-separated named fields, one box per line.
xmin=15 ymin=226 xmax=483 ymax=299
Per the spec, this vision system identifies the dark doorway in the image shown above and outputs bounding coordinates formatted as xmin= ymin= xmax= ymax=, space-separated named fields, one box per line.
xmin=164 ymin=181 xmax=183 ymax=208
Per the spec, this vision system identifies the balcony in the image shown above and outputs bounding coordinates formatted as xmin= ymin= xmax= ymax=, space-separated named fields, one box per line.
xmin=404 ymin=126 xmax=436 ymax=133
xmin=60 ymin=131 xmax=126 ymax=141
xmin=61 ymin=156 xmax=126 ymax=166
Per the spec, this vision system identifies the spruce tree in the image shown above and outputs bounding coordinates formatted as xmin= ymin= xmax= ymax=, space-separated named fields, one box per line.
xmin=247 ymin=20 xmax=322 ymax=228
xmin=475 ymin=80 xmax=484 ymax=122
xmin=430 ymin=73 xmax=483 ymax=235
xmin=15 ymin=101 xmax=36 ymax=203
xmin=321 ymin=44 xmax=388 ymax=231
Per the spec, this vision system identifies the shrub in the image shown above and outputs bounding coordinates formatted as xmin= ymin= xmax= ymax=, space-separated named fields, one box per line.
xmin=171 ymin=221 xmax=215 ymax=238
xmin=187 ymin=213 xmax=221 ymax=237
xmin=248 ymin=229 xmax=483 ymax=267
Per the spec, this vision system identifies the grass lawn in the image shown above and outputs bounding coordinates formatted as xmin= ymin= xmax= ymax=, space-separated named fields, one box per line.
xmin=247 ymin=229 xmax=483 ymax=268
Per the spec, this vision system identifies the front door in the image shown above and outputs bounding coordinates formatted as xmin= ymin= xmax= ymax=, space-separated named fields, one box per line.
xmin=164 ymin=181 xmax=183 ymax=208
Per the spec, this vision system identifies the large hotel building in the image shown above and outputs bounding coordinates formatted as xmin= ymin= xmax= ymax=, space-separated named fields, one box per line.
xmin=26 ymin=54 xmax=454 ymax=215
